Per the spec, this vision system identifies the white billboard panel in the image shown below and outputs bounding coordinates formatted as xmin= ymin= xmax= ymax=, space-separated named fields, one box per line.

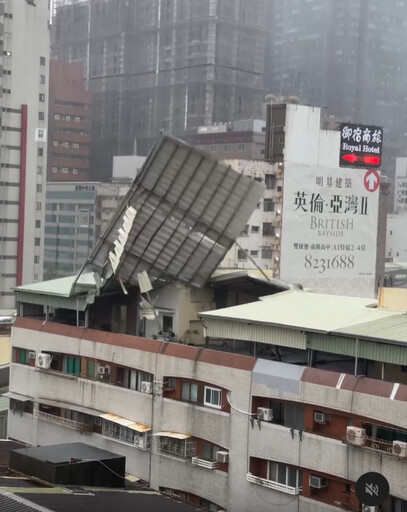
xmin=280 ymin=163 xmax=380 ymax=298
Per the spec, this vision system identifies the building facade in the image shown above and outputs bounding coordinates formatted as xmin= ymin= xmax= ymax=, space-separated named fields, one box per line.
xmin=0 ymin=1 xmax=50 ymax=308
xmin=219 ymin=159 xmax=282 ymax=277
xmin=7 ymin=287 xmax=407 ymax=512
xmin=52 ymin=0 xmax=267 ymax=181
xmin=48 ymin=60 xmax=91 ymax=182
xmin=184 ymin=119 xmax=266 ymax=161
xmin=44 ymin=182 xmax=129 ymax=280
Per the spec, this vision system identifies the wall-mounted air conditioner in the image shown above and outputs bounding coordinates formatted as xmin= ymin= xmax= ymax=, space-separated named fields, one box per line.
xmin=98 ymin=365 xmax=111 ymax=375
xmin=141 ymin=381 xmax=153 ymax=394
xmin=216 ymin=451 xmax=229 ymax=463
xmin=257 ymin=407 xmax=273 ymax=422
xmin=314 ymin=411 xmax=330 ymax=424
xmin=392 ymin=440 xmax=407 ymax=457
xmin=28 ymin=351 xmax=36 ymax=360
xmin=309 ymin=475 xmax=327 ymax=489
xmin=346 ymin=426 xmax=365 ymax=446
xmin=134 ymin=436 xmax=147 ymax=450
xmin=35 ymin=353 xmax=52 ymax=369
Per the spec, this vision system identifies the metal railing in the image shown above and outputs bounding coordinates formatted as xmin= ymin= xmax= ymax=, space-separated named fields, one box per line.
xmin=191 ymin=457 xmax=219 ymax=469
xmin=346 ymin=434 xmax=394 ymax=455
xmin=246 ymin=473 xmax=301 ymax=495
xmin=34 ymin=410 xmax=91 ymax=432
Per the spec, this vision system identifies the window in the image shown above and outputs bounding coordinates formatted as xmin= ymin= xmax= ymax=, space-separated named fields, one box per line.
xmin=263 ymin=223 xmax=275 ymax=236
xmin=261 ymin=247 xmax=273 ymax=259
xmin=162 ymin=315 xmax=173 ymax=333
xmin=238 ymin=143 xmax=245 ymax=151
xmin=64 ymin=142 xmax=69 ymax=147
xmin=250 ymin=250 xmax=258 ymax=257
xmin=201 ymin=442 xmax=220 ymax=461
xmin=269 ymin=401 xmax=305 ymax=429
xmin=73 ymin=168 xmax=78 ymax=174
xmin=102 ymin=419 xmax=140 ymax=446
xmin=36 ymin=202 xmax=41 ymax=210
xmin=237 ymin=249 xmax=247 ymax=260
xmin=210 ymin=145 xmax=218 ymax=152
xmin=251 ymin=225 xmax=259 ymax=233
xmin=38 ymin=111 xmax=45 ymax=120
xmin=40 ymin=56 xmax=46 ymax=65
xmin=35 ymin=238 xmax=41 ymax=246
xmin=54 ymin=114 xmax=60 ymax=120
xmin=75 ymin=116 xmax=80 ymax=122
xmin=53 ymin=140 xmax=58 ymax=146
xmin=264 ymin=198 xmax=275 ymax=212
xmin=159 ymin=436 xmax=195 ymax=458
xmin=36 ymin=184 xmax=42 ymax=192
xmin=39 ymin=93 xmax=45 ymax=102
xmin=181 ymin=382 xmax=198 ymax=402
xmin=37 ymin=166 xmax=42 ymax=174
xmin=241 ymin=224 xmax=249 ymax=236
xmin=268 ymin=461 xmax=302 ymax=490
xmin=265 ymin=174 xmax=276 ymax=189
xmin=66 ymin=115 xmax=71 ymax=121
xmin=62 ymin=355 xmax=81 ymax=375
xmin=40 ymin=75 xmax=46 ymax=84
xmin=224 ymin=144 xmax=231 ymax=152
xmin=52 ymin=167 xmax=57 ymax=173
xmin=204 ymin=386 xmax=222 ymax=409
xmin=37 ymin=148 xmax=43 ymax=157
xmin=35 ymin=220 xmax=41 ymax=228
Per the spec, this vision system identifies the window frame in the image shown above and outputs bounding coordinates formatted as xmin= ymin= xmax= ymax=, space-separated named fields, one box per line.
xmin=204 ymin=386 xmax=222 ymax=409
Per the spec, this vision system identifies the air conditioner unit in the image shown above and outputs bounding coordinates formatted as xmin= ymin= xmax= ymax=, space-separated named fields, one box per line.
xmin=98 ymin=365 xmax=110 ymax=375
xmin=392 ymin=440 xmax=407 ymax=457
xmin=134 ymin=436 xmax=146 ymax=449
xmin=216 ymin=451 xmax=229 ymax=463
xmin=257 ymin=407 xmax=273 ymax=422
xmin=346 ymin=426 xmax=366 ymax=445
xmin=28 ymin=351 xmax=36 ymax=360
xmin=309 ymin=475 xmax=327 ymax=489
xmin=314 ymin=411 xmax=330 ymax=424
xmin=362 ymin=506 xmax=377 ymax=512
xmin=35 ymin=352 xmax=52 ymax=369
xmin=141 ymin=381 xmax=153 ymax=394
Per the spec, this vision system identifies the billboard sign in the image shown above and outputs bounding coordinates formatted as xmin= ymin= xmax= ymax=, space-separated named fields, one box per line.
xmin=339 ymin=123 xmax=383 ymax=169
xmin=280 ymin=163 xmax=380 ymax=297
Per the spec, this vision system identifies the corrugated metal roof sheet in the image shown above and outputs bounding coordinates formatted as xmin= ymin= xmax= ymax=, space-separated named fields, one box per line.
xmin=0 ymin=490 xmax=52 ymax=512
xmin=200 ymin=290 xmax=398 ymax=333
xmin=85 ymin=136 xmax=264 ymax=289
xmin=153 ymin=431 xmax=191 ymax=439
xmin=100 ymin=413 xmax=151 ymax=433
xmin=333 ymin=314 xmax=407 ymax=343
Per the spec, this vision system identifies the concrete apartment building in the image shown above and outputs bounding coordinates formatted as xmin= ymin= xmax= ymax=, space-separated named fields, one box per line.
xmin=185 ymin=119 xmax=266 ymax=161
xmin=0 ymin=1 xmax=50 ymax=309
xmin=51 ymin=0 xmax=267 ymax=181
xmin=48 ymin=60 xmax=91 ymax=182
xmin=7 ymin=283 xmax=407 ymax=512
xmin=44 ymin=182 xmax=129 ymax=280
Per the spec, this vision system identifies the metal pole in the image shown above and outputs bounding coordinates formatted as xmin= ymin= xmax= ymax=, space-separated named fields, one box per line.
xmin=235 ymin=241 xmax=272 ymax=283
xmin=354 ymin=337 xmax=359 ymax=377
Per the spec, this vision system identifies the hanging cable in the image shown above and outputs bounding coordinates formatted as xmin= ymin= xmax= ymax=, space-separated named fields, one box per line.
xmin=226 ymin=391 xmax=256 ymax=417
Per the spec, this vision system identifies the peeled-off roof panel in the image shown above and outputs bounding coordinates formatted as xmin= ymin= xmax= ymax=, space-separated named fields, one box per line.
xmin=87 ymin=136 xmax=264 ymax=288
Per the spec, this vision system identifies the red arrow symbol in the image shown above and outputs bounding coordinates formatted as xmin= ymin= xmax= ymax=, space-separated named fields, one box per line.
xmin=342 ymin=153 xmax=381 ymax=166
xmin=342 ymin=153 xmax=357 ymax=163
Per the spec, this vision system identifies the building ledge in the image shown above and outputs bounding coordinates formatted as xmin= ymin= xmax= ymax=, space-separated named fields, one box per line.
xmin=246 ymin=472 xmax=301 ymax=495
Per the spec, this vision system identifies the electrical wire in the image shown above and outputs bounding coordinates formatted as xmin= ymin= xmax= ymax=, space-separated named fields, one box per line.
xmin=81 ymin=458 xmax=147 ymax=490
xmin=226 ymin=391 xmax=256 ymax=417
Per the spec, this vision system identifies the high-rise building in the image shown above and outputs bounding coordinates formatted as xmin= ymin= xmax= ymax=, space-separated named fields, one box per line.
xmin=265 ymin=0 xmax=407 ymax=173
xmin=52 ymin=0 xmax=267 ymax=181
xmin=48 ymin=60 xmax=91 ymax=182
xmin=0 ymin=1 xmax=50 ymax=308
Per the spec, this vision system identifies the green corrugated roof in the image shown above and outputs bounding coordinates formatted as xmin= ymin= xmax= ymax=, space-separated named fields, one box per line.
xmin=333 ymin=314 xmax=407 ymax=344
xmin=13 ymin=272 xmax=100 ymax=298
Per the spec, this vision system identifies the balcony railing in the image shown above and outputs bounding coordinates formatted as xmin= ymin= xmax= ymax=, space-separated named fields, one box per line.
xmin=345 ymin=434 xmax=394 ymax=455
xmin=191 ymin=457 xmax=220 ymax=470
xmin=34 ymin=410 xmax=91 ymax=432
xmin=246 ymin=473 xmax=301 ymax=495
